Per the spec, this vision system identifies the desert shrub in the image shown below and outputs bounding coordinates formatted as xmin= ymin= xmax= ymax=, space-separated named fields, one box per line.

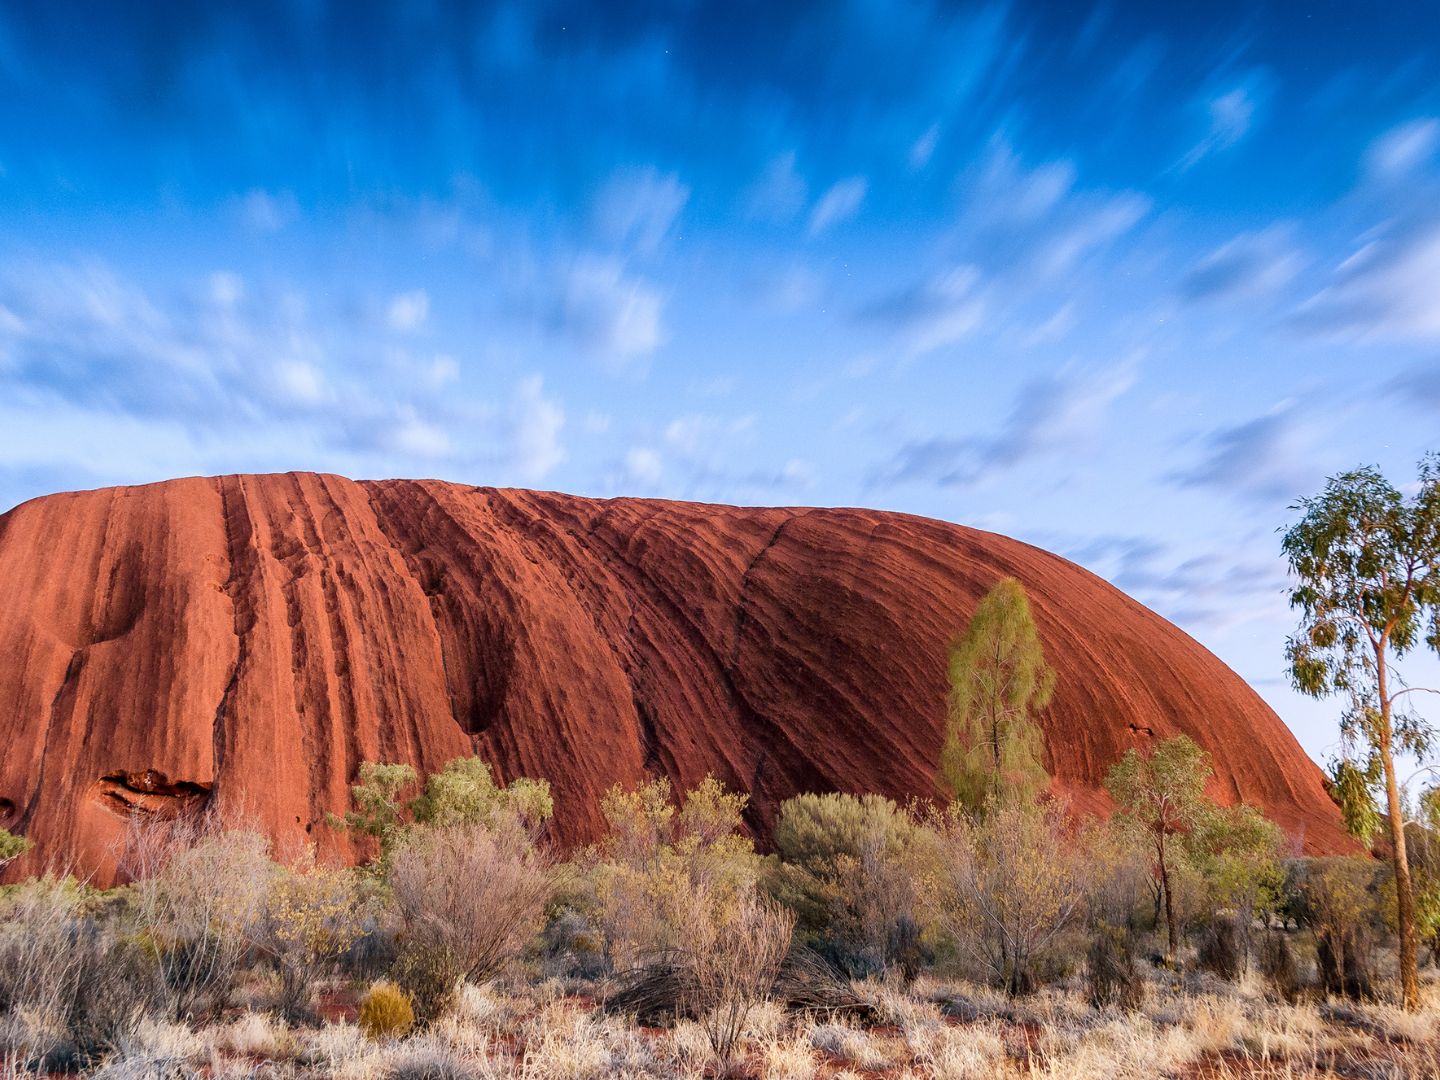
xmin=409 ymin=757 xmax=553 ymax=832
xmin=1082 ymin=822 xmax=1154 ymax=934
xmin=539 ymin=907 xmax=608 ymax=979
xmin=359 ymin=981 xmax=415 ymax=1041
xmin=586 ymin=776 xmax=762 ymax=968
xmin=381 ymin=1039 xmax=484 ymax=1080
xmin=693 ymin=893 xmax=794 ymax=1074
xmin=0 ymin=877 xmax=158 ymax=1069
xmin=1188 ymin=803 xmax=1287 ymax=966
xmin=1293 ymin=857 xmax=1382 ymax=1001
xmin=924 ymin=796 xmax=1087 ymax=995
xmin=388 ymin=820 xmax=555 ymax=997
xmin=1260 ymin=930 xmax=1302 ymax=1003
xmin=0 ymin=828 xmax=31 ymax=871
xmin=602 ymin=885 xmax=792 ymax=1073
xmin=119 ymin=818 xmax=273 ymax=1021
xmin=392 ymin=939 xmax=462 ymax=1027
xmin=333 ymin=757 xmax=553 ymax=869
xmin=249 ymin=855 xmax=367 ymax=1020
xmin=771 ymin=791 xmax=926 ymax=979
xmin=1196 ymin=916 xmax=1243 ymax=981
xmin=1085 ymin=923 xmax=1144 ymax=1010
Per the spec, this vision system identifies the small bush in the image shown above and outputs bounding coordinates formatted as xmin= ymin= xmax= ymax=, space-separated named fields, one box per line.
xmin=392 ymin=940 xmax=461 ymax=1027
xmin=0 ymin=877 xmax=159 ymax=1068
xmin=249 ymin=857 xmax=367 ymax=1021
xmin=359 ymin=981 xmax=415 ymax=1041
xmin=1293 ymin=857 xmax=1380 ymax=1002
xmin=0 ymin=828 xmax=32 ymax=870
xmin=693 ymin=893 xmax=795 ymax=1074
xmin=1085 ymin=924 xmax=1143 ymax=1011
xmin=771 ymin=791 xmax=924 ymax=980
xmin=1260 ymin=931 xmax=1302 ymax=1004
xmin=588 ymin=776 xmax=763 ymax=970
xmin=381 ymin=1039 xmax=484 ymax=1080
xmin=925 ymin=797 xmax=1088 ymax=996
xmin=388 ymin=821 xmax=554 ymax=989
xmin=1196 ymin=916 xmax=1242 ymax=981
xmin=120 ymin=819 xmax=273 ymax=1021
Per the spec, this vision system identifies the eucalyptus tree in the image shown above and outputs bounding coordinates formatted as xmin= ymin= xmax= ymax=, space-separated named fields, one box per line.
xmin=1106 ymin=734 xmax=1213 ymax=963
xmin=1282 ymin=455 xmax=1440 ymax=1010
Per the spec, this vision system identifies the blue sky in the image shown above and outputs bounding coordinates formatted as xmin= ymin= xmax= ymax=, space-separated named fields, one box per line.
xmin=2 ymin=0 xmax=1440 ymax=766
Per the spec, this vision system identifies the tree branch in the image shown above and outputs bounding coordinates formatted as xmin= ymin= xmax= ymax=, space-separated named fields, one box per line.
xmin=1390 ymin=687 xmax=1440 ymax=706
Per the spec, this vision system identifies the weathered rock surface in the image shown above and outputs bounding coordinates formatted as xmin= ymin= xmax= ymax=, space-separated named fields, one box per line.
xmin=0 ymin=473 xmax=1348 ymax=881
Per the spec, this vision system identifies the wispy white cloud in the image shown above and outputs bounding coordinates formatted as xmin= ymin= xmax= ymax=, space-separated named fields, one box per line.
xmin=870 ymin=363 xmax=1136 ymax=488
xmin=1168 ymin=405 xmax=1318 ymax=506
xmin=807 ymin=176 xmax=867 ymax=236
xmin=1182 ymin=227 xmax=1302 ymax=302
xmin=590 ymin=166 xmax=690 ymax=253
xmin=387 ymin=289 xmax=430 ymax=332
xmin=0 ymin=258 xmax=569 ymax=485
xmin=1294 ymin=224 xmax=1440 ymax=343
xmin=507 ymin=375 xmax=566 ymax=482
xmin=1365 ymin=118 xmax=1439 ymax=179
xmin=536 ymin=256 xmax=667 ymax=366
xmin=910 ymin=123 xmax=940 ymax=168
xmin=859 ymin=265 xmax=986 ymax=355
xmin=743 ymin=151 xmax=808 ymax=223
xmin=236 ymin=189 xmax=299 ymax=232
xmin=1177 ymin=73 xmax=1270 ymax=171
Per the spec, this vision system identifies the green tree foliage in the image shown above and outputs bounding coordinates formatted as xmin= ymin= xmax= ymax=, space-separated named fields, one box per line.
xmin=331 ymin=762 xmax=419 ymax=860
xmin=771 ymin=792 xmax=925 ymax=978
xmin=940 ymin=578 xmax=1055 ymax=811
xmin=1107 ymin=736 xmax=1289 ymax=971
xmin=410 ymin=757 xmax=553 ymax=833
xmin=1282 ymin=455 xmax=1440 ymax=1010
xmin=1188 ymin=803 xmax=1286 ymax=962
xmin=1105 ymin=735 xmax=1212 ymax=962
xmin=331 ymin=757 xmax=553 ymax=866
xmin=0 ymin=828 xmax=32 ymax=869
xmin=587 ymin=775 xmax=762 ymax=968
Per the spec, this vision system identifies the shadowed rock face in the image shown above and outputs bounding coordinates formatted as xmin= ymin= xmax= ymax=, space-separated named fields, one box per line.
xmin=0 ymin=472 xmax=1348 ymax=881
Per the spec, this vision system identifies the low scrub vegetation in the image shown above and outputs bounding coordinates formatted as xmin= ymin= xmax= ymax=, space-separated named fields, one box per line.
xmin=3 ymin=756 xmax=1438 ymax=1077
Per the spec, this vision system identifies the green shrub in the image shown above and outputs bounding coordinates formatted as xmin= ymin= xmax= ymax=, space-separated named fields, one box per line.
xmin=586 ymin=776 xmax=762 ymax=968
xmin=0 ymin=827 xmax=31 ymax=869
xmin=771 ymin=792 xmax=924 ymax=979
xmin=1260 ymin=930 xmax=1302 ymax=1003
xmin=392 ymin=940 xmax=461 ymax=1027
xmin=358 ymin=981 xmax=415 ymax=1041
xmin=332 ymin=758 xmax=553 ymax=868
xmin=1085 ymin=924 xmax=1143 ymax=1011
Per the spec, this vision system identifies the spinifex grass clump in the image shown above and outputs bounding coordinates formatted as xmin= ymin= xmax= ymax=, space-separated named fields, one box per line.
xmin=358 ymin=981 xmax=415 ymax=1041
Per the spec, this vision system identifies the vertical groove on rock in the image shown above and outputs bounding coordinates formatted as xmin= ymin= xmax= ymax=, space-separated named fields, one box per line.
xmin=212 ymin=475 xmax=260 ymax=807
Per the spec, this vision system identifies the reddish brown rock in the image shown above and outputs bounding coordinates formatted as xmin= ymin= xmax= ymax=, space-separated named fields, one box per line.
xmin=0 ymin=472 xmax=1348 ymax=882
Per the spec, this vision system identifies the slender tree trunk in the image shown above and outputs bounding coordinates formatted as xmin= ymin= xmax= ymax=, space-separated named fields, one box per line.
xmin=1378 ymin=648 xmax=1420 ymax=1011
xmin=1158 ymin=832 xmax=1178 ymax=963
